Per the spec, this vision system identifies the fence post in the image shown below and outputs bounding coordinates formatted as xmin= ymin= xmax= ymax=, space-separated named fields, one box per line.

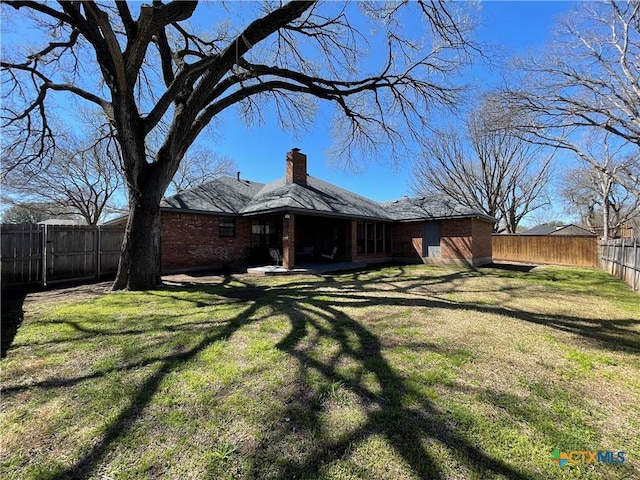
xmin=96 ymin=226 xmax=101 ymax=280
xmin=622 ymin=238 xmax=626 ymax=279
xmin=633 ymin=238 xmax=638 ymax=291
xmin=41 ymin=224 xmax=47 ymax=286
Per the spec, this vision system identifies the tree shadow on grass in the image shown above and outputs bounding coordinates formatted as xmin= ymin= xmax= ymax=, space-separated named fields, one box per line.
xmin=1 ymin=287 xmax=28 ymax=358
xmin=54 ymin=289 xmax=265 ymax=480
xmin=325 ymin=270 xmax=640 ymax=354
xmin=24 ymin=268 xmax=638 ymax=479
xmin=244 ymin=284 xmax=534 ymax=479
xmin=243 ymin=273 xmax=638 ymax=478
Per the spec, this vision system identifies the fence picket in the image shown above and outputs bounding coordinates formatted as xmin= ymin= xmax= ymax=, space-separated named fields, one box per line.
xmin=599 ymin=238 xmax=640 ymax=292
xmin=1 ymin=224 xmax=124 ymax=287
xmin=491 ymin=235 xmax=598 ymax=267
xmin=631 ymin=238 xmax=638 ymax=290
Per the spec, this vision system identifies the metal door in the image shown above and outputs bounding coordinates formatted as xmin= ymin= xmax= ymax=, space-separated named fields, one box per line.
xmin=422 ymin=222 xmax=441 ymax=257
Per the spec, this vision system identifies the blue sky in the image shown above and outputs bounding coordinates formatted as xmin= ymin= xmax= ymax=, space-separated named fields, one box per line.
xmin=1 ymin=1 xmax=578 ymax=224
xmin=205 ymin=1 xmax=576 ymax=217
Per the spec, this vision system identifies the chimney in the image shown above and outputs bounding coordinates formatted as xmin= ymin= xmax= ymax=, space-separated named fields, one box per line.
xmin=286 ymin=148 xmax=307 ymax=185
xmin=237 ymin=171 xmax=241 ymax=181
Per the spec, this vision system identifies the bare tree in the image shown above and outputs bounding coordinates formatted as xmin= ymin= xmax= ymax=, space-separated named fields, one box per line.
xmin=411 ymin=100 xmax=553 ymax=233
xmin=0 ymin=202 xmax=63 ymax=224
xmin=1 ymin=1 xmax=477 ymax=290
xmin=2 ymin=122 xmax=231 ymax=222
xmin=167 ymin=147 xmax=235 ymax=194
xmin=561 ymin=134 xmax=640 ymax=240
xmin=2 ymin=136 xmax=123 ymax=225
xmin=500 ymin=0 xmax=640 ymax=192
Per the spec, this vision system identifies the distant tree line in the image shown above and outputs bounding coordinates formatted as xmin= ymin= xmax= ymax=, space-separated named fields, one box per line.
xmin=412 ymin=0 xmax=639 ymax=237
xmin=1 ymin=131 xmax=235 ymax=225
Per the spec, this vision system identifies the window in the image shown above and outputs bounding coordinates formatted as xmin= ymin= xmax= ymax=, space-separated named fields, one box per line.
xmin=356 ymin=221 xmax=391 ymax=255
xmin=366 ymin=222 xmax=375 ymax=253
xmin=251 ymin=220 xmax=277 ymax=248
xmin=357 ymin=222 xmax=365 ymax=254
xmin=375 ymin=223 xmax=384 ymax=252
xmin=384 ymin=222 xmax=392 ymax=253
xmin=219 ymin=217 xmax=236 ymax=237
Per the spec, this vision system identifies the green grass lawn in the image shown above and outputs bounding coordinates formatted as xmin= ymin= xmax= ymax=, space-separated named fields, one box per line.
xmin=1 ymin=265 xmax=639 ymax=479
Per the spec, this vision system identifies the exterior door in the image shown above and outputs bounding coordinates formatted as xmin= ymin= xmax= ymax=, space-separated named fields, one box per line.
xmin=422 ymin=222 xmax=441 ymax=257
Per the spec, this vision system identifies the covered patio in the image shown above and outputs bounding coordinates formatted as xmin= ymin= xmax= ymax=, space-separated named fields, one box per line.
xmin=246 ymin=213 xmax=352 ymax=268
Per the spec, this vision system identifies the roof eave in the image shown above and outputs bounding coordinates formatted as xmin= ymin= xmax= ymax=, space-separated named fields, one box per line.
xmin=241 ymin=206 xmax=391 ymax=222
xmin=160 ymin=206 xmax=237 ymax=216
xmin=392 ymin=214 xmax=496 ymax=223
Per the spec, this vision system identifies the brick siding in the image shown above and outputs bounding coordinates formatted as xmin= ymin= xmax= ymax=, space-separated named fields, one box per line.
xmin=472 ymin=218 xmax=493 ymax=260
xmin=160 ymin=211 xmax=252 ymax=272
xmin=391 ymin=218 xmax=492 ymax=265
xmin=160 ymin=211 xmax=492 ymax=272
xmin=391 ymin=222 xmax=423 ymax=259
xmin=441 ymin=218 xmax=473 ymax=260
xmin=283 ymin=213 xmax=295 ymax=268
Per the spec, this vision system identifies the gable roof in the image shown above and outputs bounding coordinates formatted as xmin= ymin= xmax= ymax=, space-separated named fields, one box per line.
xmin=522 ymin=223 xmax=595 ymax=236
xmin=160 ymin=174 xmax=493 ymax=223
xmin=381 ymin=196 xmax=495 ymax=223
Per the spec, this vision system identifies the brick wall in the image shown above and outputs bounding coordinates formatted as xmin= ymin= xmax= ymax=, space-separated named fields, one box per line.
xmin=441 ymin=218 xmax=473 ymax=260
xmin=283 ymin=213 xmax=295 ymax=268
xmin=160 ymin=211 xmax=492 ymax=271
xmin=391 ymin=222 xmax=423 ymax=259
xmin=160 ymin=211 xmax=252 ymax=272
xmin=472 ymin=218 xmax=493 ymax=261
xmin=392 ymin=218 xmax=491 ymax=265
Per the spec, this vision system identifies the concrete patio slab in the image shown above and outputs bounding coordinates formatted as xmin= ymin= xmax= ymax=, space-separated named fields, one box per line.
xmin=247 ymin=261 xmax=371 ymax=276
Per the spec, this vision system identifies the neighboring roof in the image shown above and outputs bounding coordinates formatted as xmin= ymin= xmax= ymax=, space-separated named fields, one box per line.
xmin=522 ymin=224 xmax=595 ymax=236
xmin=160 ymin=176 xmax=264 ymax=214
xmin=160 ymin=175 xmax=494 ymax=223
xmin=240 ymin=176 xmax=391 ymax=220
xmin=38 ymin=218 xmax=84 ymax=225
xmin=381 ymin=196 xmax=495 ymax=223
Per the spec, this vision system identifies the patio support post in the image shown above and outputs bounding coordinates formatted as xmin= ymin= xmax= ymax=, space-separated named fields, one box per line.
xmin=283 ymin=212 xmax=296 ymax=269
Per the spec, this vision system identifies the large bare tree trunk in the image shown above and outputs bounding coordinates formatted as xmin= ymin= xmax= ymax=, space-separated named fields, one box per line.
xmin=113 ymin=194 xmax=162 ymax=290
xmin=112 ymin=129 xmax=171 ymax=291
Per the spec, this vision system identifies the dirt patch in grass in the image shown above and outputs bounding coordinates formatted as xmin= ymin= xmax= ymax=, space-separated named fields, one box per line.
xmin=26 ymin=281 xmax=112 ymax=304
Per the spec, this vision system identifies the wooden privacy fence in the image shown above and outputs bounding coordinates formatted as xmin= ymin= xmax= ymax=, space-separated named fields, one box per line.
xmin=600 ymin=238 xmax=639 ymax=292
xmin=1 ymin=224 xmax=124 ymax=287
xmin=491 ymin=235 xmax=598 ymax=267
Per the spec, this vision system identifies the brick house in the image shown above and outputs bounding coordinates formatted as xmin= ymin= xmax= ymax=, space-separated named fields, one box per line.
xmin=156 ymin=149 xmax=494 ymax=272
